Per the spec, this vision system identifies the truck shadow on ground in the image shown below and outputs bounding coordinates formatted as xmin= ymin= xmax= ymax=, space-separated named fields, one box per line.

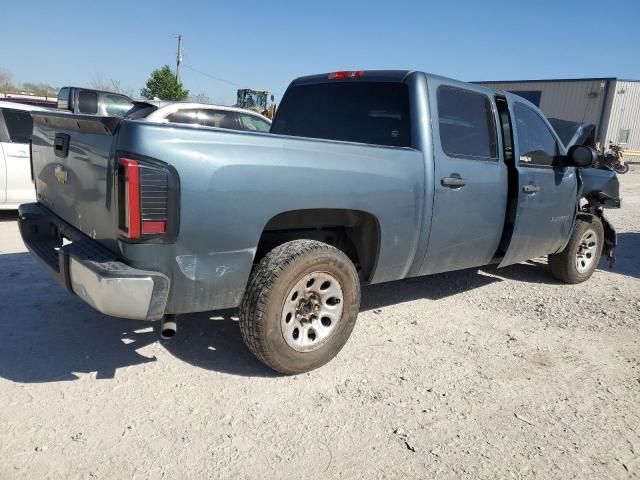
xmin=0 ymin=231 xmax=637 ymax=383
xmin=0 ymin=211 xmax=18 ymax=222
xmin=602 ymin=232 xmax=640 ymax=279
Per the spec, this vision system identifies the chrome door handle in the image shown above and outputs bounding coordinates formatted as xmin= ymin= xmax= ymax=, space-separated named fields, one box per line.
xmin=523 ymin=184 xmax=540 ymax=193
xmin=441 ymin=176 xmax=466 ymax=188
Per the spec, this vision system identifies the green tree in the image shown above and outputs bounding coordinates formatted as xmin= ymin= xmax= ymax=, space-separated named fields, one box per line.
xmin=140 ymin=65 xmax=189 ymax=101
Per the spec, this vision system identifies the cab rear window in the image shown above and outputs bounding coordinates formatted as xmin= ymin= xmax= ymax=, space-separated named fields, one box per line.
xmin=272 ymin=82 xmax=411 ymax=147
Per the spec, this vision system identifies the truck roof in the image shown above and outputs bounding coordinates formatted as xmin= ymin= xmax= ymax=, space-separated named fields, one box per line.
xmin=289 ymin=70 xmax=500 ymax=97
xmin=292 ymin=70 xmax=413 ymax=85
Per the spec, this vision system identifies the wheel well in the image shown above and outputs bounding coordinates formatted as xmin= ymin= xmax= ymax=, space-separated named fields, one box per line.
xmin=255 ymin=209 xmax=381 ymax=283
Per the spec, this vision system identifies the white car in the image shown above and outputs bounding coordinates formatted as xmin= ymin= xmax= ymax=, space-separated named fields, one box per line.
xmin=143 ymin=102 xmax=272 ymax=132
xmin=0 ymin=101 xmax=52 ymax=209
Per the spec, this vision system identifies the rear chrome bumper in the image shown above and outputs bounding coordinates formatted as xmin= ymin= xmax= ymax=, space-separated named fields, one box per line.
xmin=18 ymin=203 xmax=169 ymax=320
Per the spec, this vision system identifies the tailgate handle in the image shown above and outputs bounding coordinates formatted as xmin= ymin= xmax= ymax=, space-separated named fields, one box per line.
xmin=54 ymin=133 xmax=70 ymax=159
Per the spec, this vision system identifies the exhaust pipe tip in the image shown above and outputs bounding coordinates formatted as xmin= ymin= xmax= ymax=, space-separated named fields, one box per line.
xmin=160 ymin=315 xmax=177 ymax=339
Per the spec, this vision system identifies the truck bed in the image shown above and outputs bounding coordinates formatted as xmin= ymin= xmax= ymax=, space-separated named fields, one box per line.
xmin=30 ymin=112 xmax=426 ymax=313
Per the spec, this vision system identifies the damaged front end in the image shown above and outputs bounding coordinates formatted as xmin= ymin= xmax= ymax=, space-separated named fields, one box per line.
xmin=578 ymin=168 xmax=621 ymax=267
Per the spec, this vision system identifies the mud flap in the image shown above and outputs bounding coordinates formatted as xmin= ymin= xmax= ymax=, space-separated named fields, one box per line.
xmin=600 ymin=214 xmax=617 ymax=268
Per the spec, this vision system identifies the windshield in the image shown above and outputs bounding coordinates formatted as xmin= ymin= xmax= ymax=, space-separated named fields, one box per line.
xmin=271 ymin=81 xmax=411 ymax=147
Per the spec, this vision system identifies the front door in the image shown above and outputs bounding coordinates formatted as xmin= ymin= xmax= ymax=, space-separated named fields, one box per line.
xmin=499 ymin=99 xmax=578 ymax=267
xmin=418 ymin=80 xmax=508 ymax=275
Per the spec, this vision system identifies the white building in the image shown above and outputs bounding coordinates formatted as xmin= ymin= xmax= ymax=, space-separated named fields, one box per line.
xmin=476 ymin=78 xmax=640 ymax=153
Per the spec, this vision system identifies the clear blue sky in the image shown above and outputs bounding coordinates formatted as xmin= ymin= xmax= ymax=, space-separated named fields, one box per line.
xmin=3 ymin=0 xmax=639 ymax=105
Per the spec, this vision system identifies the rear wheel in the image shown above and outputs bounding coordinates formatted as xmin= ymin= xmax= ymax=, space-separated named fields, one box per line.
xmin=548 ymin=215 xmax=604 ymax=284
xmin=239 ymin=240 xmax=360 ymax=374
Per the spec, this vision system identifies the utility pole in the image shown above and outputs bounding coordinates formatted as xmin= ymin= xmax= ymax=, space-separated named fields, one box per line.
xmin=176 ymin=34 xmax=183 ymax=83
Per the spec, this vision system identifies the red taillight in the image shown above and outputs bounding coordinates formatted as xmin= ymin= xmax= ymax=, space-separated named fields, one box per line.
xmin=118 ymin=158 xmax=141 ymax=239
xmin=327 ymin=70 xmax=364 ymax=80
xmin=118 ymin=156 xmax=174 ymax=242
xmin=142 ymin=221 xmax=166 ymax=234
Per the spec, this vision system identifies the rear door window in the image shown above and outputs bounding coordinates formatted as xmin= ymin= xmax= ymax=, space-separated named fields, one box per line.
xmin=239 ymin=113 xmax=271 ymax=132
xmin=1 ymin=109 xmax=33 ymax=144
xmin=513 ymin=103 xmax=558 ymax=167
xmin=166 ymin=109 xmax=240 ymax=129
xmin=437 ymin=86 xmax=497 ymax=160
xmin=272 ymin=82 xmax=411 ymax=147
xmin=78 ymin=90 xmax=98 ymax=114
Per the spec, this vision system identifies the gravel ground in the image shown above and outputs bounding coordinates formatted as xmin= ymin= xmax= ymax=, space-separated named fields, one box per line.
xmin=1 ymin=169 xmax=639 ymax=480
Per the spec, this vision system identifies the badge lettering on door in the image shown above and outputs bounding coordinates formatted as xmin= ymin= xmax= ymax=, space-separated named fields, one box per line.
xmin=54 ymin=165 xmax=68 ymax=184
xmin=551 ymin=215 xmax=570 ymax=223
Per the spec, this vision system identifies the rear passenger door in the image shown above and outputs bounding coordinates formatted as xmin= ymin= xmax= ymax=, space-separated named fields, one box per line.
xmin=499 ymin=101 xmax=577 ymax=266
xmin=419 ymin=81 xmax=508 ymax=275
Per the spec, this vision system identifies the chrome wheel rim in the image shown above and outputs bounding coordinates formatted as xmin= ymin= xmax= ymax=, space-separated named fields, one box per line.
xmin=576 ymin=229 xmax=598 ymax=273
xmin=281 ymin=271 xmax=344 ymax=352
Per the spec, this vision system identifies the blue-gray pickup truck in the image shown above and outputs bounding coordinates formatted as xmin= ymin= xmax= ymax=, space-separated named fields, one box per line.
xmin=20 ymin=70 xmax=620 ymax=373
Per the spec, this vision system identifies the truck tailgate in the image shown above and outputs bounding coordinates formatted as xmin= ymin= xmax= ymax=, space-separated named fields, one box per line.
xmin=30 ymin=112 xmax=121 ymax=250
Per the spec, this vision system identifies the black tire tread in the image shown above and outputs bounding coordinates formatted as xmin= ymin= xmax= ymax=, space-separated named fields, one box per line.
xmin=548 ymin=214 xmax=604 ymax=284
xmin=239 ymin=240 xmax=356 ymax=373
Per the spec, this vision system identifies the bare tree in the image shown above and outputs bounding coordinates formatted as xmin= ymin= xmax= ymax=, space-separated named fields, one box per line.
xmin=0 ymin=69 xmax=14 ymax=89
xmin=90 ymin=72 xmax=136 ymax=98
xmin=90 ymin=72 xmax=112 ymax=91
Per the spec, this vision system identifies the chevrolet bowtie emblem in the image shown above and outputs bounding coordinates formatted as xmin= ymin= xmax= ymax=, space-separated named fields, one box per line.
xmin=54 ymin=164 xmax=68 ymax=184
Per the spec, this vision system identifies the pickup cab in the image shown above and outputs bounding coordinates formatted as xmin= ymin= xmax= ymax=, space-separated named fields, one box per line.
xmin=57 ymin=87 xmax=133 ymax=117
xmin=20 ymin=70 xmax=620 ymax=373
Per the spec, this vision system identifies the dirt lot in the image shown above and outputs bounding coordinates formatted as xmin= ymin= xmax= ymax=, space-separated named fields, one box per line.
xmin=1 ymin=169 xmax=639 ymax=480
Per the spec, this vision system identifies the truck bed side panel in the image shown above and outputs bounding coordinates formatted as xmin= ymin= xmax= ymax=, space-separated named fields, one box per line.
xmin=116 ymin=122 xmax=425 ymax=313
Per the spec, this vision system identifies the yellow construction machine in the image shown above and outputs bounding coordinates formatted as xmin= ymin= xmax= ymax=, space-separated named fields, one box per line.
xmin=236 ymin=88 xmax=277 ymax=119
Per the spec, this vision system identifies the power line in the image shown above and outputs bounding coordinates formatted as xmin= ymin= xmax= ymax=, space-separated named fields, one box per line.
xmin=183 ymin=65 xmax=244 ymax=88
xmin=182 ymin=64 xmax=283 ymax=96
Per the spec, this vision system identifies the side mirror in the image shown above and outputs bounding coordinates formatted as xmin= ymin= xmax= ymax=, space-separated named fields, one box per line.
xmin=565 ymin=145 xmax=596 ymax=168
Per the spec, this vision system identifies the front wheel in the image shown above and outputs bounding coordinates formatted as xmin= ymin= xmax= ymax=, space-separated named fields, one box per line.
xmin=615 ymin=163 xmax=629 ymax=174
xmin=239 ymin=240 xmax=360 ymax=374
xmin=548 ymin=215 xmax=604 ymax=284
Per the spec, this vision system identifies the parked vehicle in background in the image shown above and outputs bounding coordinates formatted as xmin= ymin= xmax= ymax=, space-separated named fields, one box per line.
xmin=236 ymin=88 xmax=277 ymax=119
xmin=140 ymin=102 xmax=271 ymax=132
xmin=0 ymin=101 xmax=51 ymax=209
xmin=598 ymin=142 xmax=629 ymax=174
xmin=0 ymin=93 xmax=57 ymax=109
xmin=57 ymin=87 xmax=133 ymax=117
xmin=21 ymin=70 xmax=620 ymax=374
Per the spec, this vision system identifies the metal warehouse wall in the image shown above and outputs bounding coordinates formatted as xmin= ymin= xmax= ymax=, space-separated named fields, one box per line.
xmin=478 ymin=80 xmax=611 ymax=143
xmin=604 ymin=81 xmax=640 ymax=151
